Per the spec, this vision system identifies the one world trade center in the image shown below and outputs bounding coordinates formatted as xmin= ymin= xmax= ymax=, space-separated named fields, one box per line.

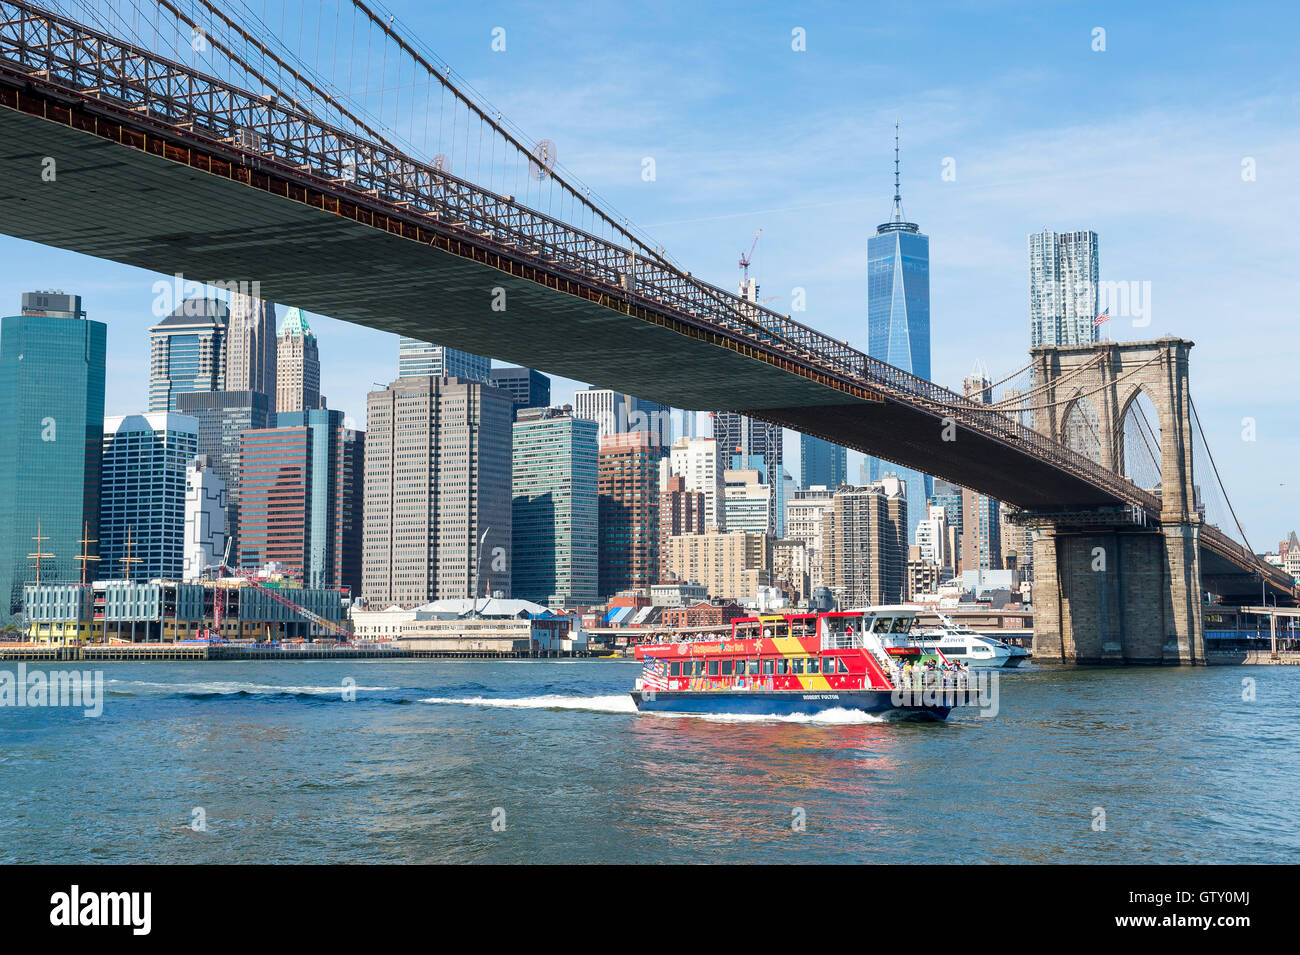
xmin=865 ymin=126 xmax=932 ymax=545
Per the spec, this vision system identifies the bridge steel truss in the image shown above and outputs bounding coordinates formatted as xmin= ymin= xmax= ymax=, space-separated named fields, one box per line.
xmin=0 ymin=0 xmax=1290 ymax=603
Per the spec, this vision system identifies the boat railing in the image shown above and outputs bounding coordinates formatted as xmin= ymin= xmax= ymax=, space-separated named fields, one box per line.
xmin=883 ymin=668 xmax=979 ymax=692
xmin=821 ymin=632 xmax=867 ymax=651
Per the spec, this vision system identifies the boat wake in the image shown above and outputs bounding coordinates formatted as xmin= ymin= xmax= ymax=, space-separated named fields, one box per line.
xmin=419 ymin=695 xmax=889 ymax=723
xmin=687 ymin=707 xmax=889 ymax=725
xmin=419 ymin=694 xmax=638 ymax=713
xmin=107 ymin=679 xmax=398 ymax=697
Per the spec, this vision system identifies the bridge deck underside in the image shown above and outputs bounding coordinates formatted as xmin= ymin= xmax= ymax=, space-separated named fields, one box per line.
xmin=0 ymin=104 xmax=848 ymax=413
xmin=0 ymin=102 xmax=1134 ymax=514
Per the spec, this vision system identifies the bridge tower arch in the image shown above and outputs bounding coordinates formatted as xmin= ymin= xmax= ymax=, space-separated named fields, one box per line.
xmin=1027 ymin=338 xmax=1203 ymax=664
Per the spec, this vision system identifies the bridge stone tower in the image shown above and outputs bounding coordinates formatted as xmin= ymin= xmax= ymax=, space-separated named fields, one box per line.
xmin=1022 ymin=338 xmax=1204 ymax=664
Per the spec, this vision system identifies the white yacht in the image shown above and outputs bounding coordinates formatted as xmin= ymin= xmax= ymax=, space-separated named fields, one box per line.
xmin=911 ymin=615 xmax=1030 ymax=668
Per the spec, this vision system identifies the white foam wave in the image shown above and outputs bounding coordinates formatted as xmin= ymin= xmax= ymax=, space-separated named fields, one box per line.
xmin=419 ymin=695 xmax=886 ymax=723
xmin=685 ymin=707 xmax=888 ymax=725
xmin=419 ymin=694 xmax=637 ymax=713
xmin=110 ymin=680 xmax=397 ymax=695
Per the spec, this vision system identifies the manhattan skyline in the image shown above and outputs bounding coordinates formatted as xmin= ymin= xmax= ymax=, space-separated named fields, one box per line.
xmin=0 ymin=0 xmax=1295 ymax=551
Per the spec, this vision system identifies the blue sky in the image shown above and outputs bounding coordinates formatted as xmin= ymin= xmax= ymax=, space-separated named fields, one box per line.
xmin=3 ymin=0 xmax=1297 ymax=549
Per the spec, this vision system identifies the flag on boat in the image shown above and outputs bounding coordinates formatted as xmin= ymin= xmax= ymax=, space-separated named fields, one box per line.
xmin=641 ymin=657 xmax=668 ymax=691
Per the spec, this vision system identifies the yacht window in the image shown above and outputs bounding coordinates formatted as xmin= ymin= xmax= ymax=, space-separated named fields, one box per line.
xmin=823 ymin=656 xmax=836 ymax=674
xmin=669 ymin=662 xmax=681 ymax=676
xmin=872 ymin=617 xmax=890 ymax=633
xmin=807 ymin=658 xmax=821 ymax=674
xmin=837 ymin=658 xmax=851 ymax=674
xmin=748 ymin=660 xmax=760 ymax=675
xmin=762 ymin=659 xmax=774 ymax=675
xmin=721 ymin=660 xmax=734 ymax=675
xmin=707 ymin=660 xmax=719 ymax=676
xmin=792 ymin=658 xmax=805 ymax=674
xmin=891 ymin=617 xmax=910 ymax=633
xmin=776 ymin=659 xmax=789 ymax=675
xmin=692 ymin=660 xmax=705 ymax=675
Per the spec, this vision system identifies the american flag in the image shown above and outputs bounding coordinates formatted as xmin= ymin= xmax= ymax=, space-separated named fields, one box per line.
xmin=641 ymin=657 xmax=668 ymax=691
xmin=1093 ymin=307 xmax=1110 ymax=327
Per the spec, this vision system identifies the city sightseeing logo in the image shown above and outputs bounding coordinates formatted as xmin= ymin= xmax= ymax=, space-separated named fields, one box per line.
xmin=891 ymin=668 xmax=999 ymax=717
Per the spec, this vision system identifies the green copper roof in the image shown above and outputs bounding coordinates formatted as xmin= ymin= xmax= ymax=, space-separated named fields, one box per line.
xmin=278 ymin=306 xmax=314 ymax=338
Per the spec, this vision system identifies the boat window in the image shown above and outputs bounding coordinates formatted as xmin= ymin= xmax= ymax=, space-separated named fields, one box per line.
xmin=872 ymin=617 xmax=891 ymax=633
xmin=792 ymin=658 xmax=805 ymax=674
xmin=837 ymin=657 xmax=851 ymax=674
xmin=721 ymin=660 xmax=734 ymax=675
xmin=748 ymin=660 xmax=760 ymax=675
xmin=890 ymin=617 xmax=910 ymax=633
xmin=776 ymin=659 xmax=789 ymax=675
xmin=669 ymin=662 xmax=681 ymax=676
xmin=692 ymin=660 xmax=705 ymax=675
xmin=707 ymin=660 xmax=719 ymax=676
xmin=807 ymin=658 xmax=820 ymax=674
xmin=762 ymin=659 xmax=774 ymax=675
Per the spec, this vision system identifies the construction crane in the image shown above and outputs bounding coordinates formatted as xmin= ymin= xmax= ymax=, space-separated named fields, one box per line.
xmin=208 ymin=538 xmax=233 ymax=641
xmin=239 ymin=576 xmax=352 ymax=641
xmin=207 ymin=545 xmax=352 ymax=641
xmin=738 ymin=228 xmax=762 ymax=283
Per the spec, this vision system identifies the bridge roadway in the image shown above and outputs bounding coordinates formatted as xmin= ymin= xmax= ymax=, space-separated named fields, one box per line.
xmin=0 ymin=1 xmax=1290 ymax=604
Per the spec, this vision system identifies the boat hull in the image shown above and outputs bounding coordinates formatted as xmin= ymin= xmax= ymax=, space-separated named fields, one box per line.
xmin=630 ymin=688 xmax=950 ymax=721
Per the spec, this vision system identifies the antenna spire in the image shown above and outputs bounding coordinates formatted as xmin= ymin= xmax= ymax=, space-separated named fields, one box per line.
xmin=892 ymin=121 xmax=904 ymax=221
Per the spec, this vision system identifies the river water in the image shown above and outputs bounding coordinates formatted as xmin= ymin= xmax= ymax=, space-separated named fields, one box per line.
xmin=1 ymin=659 xmax=1295 ymax=863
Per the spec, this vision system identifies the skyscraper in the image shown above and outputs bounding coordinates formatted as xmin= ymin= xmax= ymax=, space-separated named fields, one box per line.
xmin=1029 ymin=229 xmax=1099 ymax=349
xmin=490 ymin=366 xmax=551 ymax=420
xmin=240 ymin=409 xmax=364 ymax=591
xmin=598 ymin=431 xmax=660 ymax=597
xmin=958 ymin=374 xmax=1001 ymax=574
xmin=800 ymin=434 xmax=847 ymax=490
xmin=574 ymin=388 xmax=672 ymax=451
xmin=276 ymin=307 xmax=322 ymax=413
xmin=666 ymin=436 xmax=725 ymax=531
xmin=183 ymin=455 xmax=228 ymax=581
xmin=784 ymin=485 xmax=837 ymax=591
xmin=866 ymin=127 xmax=932 ymax=542
xmin=174 ymin=389 xmax=272 ymax=560
xmin=100 ymin=413 xmax=198 ymax=581
xmin=0 ymin=292 xmax=106 ymax=620
xmin=713 ymin=412 xmax=785 ymax=535
xmin=511 ymin=407 xmax=599 ymax=605
xmin=723 ymin=465 xmax=774 ymax=536
xmin=821 ymin=477 xmax=908 ymax=607
xmin=960 ymin=488 xmax=1002 ymax=574
xmin=713 ymin=413 xmax=783 ymax=490
xmin=363 ymin=376 xmax=513 ymax=606
xmin=398 ymin=338 xmax=490 ymax=383
xmin=148 ymin=298 xmax=228 ymax=412
xmin=658 ymin=475 xmax=706 ymax=584
xmin=225 ymin=292 xmax=278 ymax=415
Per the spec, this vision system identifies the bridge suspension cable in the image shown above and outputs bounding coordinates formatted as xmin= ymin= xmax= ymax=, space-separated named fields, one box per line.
xmin=1188 ymin=394 xmax=1259 ymax=561
xmin=977 ymin=349 xmax=1169 ymax=416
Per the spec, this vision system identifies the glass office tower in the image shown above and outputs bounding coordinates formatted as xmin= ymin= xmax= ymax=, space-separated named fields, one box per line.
xmin=800 ymin=434 xmax=848 ymax=490
xmin=866 ymin=129 xmax=932 ymax=544
xmin=0 ymin=292 xmax=107 ymax=621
